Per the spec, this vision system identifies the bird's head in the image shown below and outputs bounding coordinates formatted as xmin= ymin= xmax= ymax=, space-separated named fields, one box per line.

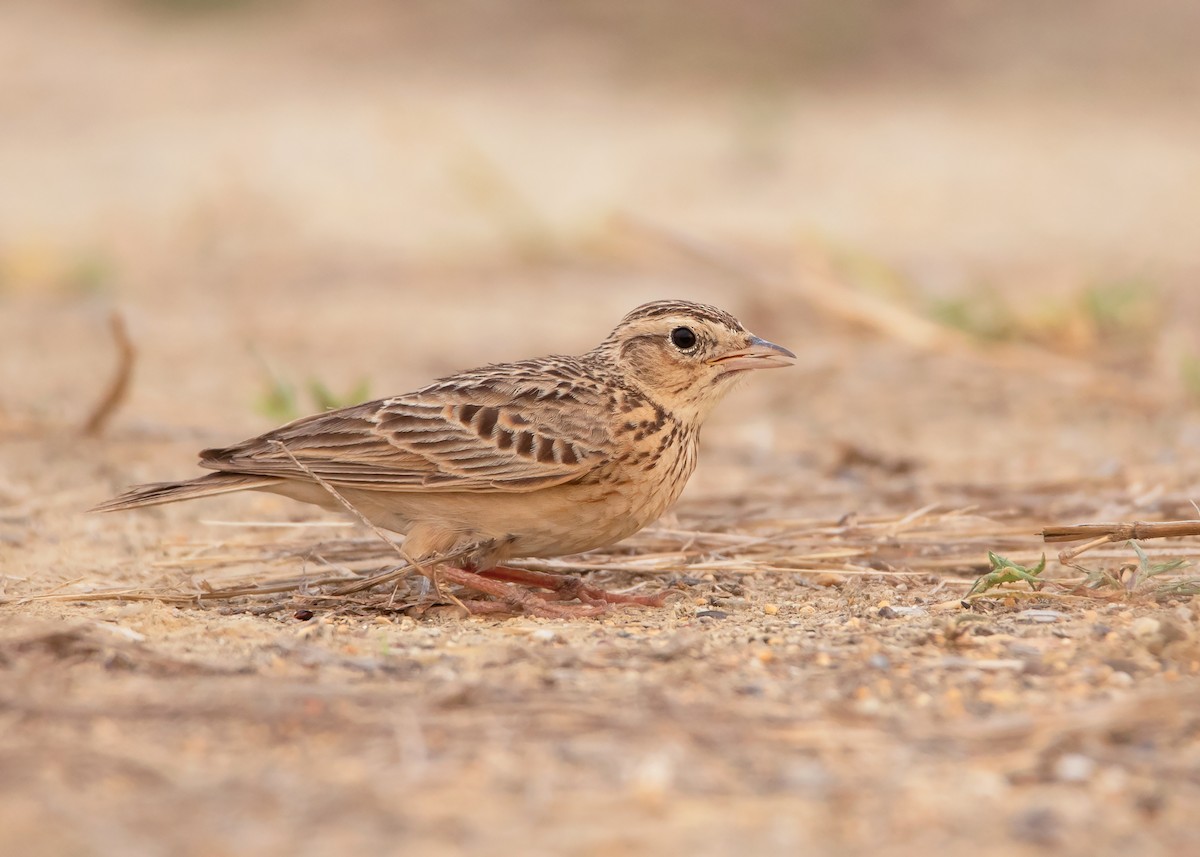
xmin=593 ymin=300 xmax=795 ymax=421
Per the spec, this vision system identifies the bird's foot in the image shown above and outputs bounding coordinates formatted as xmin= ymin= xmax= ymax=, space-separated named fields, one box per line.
xmin=436 ymin=566 xmax=606 ymax=618
xmin=434 ymin=565 xmax=669 ymax=618
xmin=476 ymin=565 xmax=671 ymax=608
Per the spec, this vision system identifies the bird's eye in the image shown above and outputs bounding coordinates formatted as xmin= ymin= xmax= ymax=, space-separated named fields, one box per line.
xmin=670 ymin=326 xmax=697 ymax=351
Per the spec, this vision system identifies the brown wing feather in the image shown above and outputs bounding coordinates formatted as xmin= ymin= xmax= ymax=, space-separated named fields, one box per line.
xmin=199 ymin=358 xmax=615 ymax=493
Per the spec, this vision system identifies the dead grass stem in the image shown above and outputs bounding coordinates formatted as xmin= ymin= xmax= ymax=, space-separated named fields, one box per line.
xmin=80 ymin=311 xmax=135 ymax=436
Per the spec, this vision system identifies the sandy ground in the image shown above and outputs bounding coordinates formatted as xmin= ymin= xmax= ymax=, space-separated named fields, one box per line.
xmin=4 ymin=3 xmax=1200 ymax=856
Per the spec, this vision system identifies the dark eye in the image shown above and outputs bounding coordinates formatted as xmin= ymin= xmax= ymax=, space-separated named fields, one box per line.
xmin=670 ymin=326 xmax=697 ymax=351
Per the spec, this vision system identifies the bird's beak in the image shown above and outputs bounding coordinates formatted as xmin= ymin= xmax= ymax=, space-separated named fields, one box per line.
xmin=709 ymin=336 xmax=797 ymax=373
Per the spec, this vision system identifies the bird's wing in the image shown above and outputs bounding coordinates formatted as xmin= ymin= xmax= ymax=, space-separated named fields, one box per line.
xmin=199 ymin=364 xmax=615 ymax=493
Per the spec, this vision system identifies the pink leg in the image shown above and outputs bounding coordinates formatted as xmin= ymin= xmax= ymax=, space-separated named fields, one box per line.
xmin=428 ymin=565 xmax=671 ymax=618
xmin=436 ymin=566 xmax=608 ymax=619
xmin=473 ymin=565 xmax=671 ymax=608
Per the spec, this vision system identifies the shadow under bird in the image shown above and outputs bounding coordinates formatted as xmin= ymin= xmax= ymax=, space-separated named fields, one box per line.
xmin=94 ymin=299 xmax=795 ymax=617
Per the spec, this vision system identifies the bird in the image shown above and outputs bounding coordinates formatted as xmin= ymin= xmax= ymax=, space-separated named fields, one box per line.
xmin=94 ymin=299 xmax=795 ymax=617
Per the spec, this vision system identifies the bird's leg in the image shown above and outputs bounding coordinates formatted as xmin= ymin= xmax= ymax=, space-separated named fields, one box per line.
xmin=473 ymin=565 xmax=672 ymax=608
xmin=402 ymin=552 xmax=474 ymax=617
xmin=437 ymin=566 xmax=607 ymax=619
xmin=449 ymin=599 xmax=520 ymax=616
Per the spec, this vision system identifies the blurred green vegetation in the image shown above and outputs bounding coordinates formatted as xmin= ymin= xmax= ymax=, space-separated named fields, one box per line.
xmin=255 ymin=366 xmax=371 ymax=422
xmin=927 ymin=289 xmax=1017 ymax=343
xmin=927 ymin=280 xmax=1162 ymax=355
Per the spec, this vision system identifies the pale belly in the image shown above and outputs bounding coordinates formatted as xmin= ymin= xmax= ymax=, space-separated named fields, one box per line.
xmin=267 ymin=440 xmax=699 ymax=564
xmin=351 ymin=475 xmax=687 ymax=560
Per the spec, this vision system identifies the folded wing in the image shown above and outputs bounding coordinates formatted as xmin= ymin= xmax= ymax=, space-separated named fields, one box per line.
xmin=200 ymin=368 xmax=611 ymax=493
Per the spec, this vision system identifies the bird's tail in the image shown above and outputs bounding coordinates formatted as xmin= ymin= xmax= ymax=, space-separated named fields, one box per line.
xmin=90 ymin=472 xmax=280 ymax=513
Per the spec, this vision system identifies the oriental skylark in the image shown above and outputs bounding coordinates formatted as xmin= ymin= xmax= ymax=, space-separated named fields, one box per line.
xmin=94 ymin=300 xmax=795 ymax=617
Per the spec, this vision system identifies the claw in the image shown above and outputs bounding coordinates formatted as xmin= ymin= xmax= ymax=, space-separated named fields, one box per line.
xmin=433 ymin=565 xmax=669 ymax=618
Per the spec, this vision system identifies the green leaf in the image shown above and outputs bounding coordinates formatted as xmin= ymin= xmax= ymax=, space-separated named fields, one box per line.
xmin=1129 ymin=540 xmax=1191 ymax=578
xmin=967 ymin=552 xmax=1047 ymax=597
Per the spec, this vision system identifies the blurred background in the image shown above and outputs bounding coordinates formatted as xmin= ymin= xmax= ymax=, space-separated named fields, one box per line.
xmin=3 ymin=0 xmax=1200 ymax=482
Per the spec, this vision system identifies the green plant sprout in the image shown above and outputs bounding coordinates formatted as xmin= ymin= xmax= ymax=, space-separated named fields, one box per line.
xmin=966 ymin=552 xmax=1047 ymax=598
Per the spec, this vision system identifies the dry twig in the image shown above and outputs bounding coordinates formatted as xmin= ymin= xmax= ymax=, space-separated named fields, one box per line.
xmin=81 ymin=311 xmax=135 ymax=436
xmin=1043 ymin=519 xmax=1200 ymax=562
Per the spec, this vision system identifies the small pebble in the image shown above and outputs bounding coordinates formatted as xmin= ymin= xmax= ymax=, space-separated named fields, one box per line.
xmin=695 ymin=610 xmax=728 ymax=620
xmin=1017 ymin=609 xmax=1065 ymax=624
xmin=1130 ymin=617 xmax=1178 ymax=654
xmin=628 ymin=753 xmax=674 ymax=808
xmin=1011 ymin=808 xmax=1063 ymax=846
xmin=1108 ymin=670 xmax=1135 ymax=687
xmin=1130 ymin=617 xmax=1161 ymax=639
xmin=293 ymin=610 xmax=314 ymax=621
xmin=762 ymin=603 xmax=779 ymax=616
xmin=854 ymin=696 xmax=883 ymax=715
xmin=1053 ymin=753 xmax=1095 ymax=783
xmin=1160 ymin=617 xmax=1189 ymax=643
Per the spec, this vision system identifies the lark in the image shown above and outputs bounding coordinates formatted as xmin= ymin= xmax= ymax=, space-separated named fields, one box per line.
xmin=94 ymin=300 xmax=795 ymax=617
